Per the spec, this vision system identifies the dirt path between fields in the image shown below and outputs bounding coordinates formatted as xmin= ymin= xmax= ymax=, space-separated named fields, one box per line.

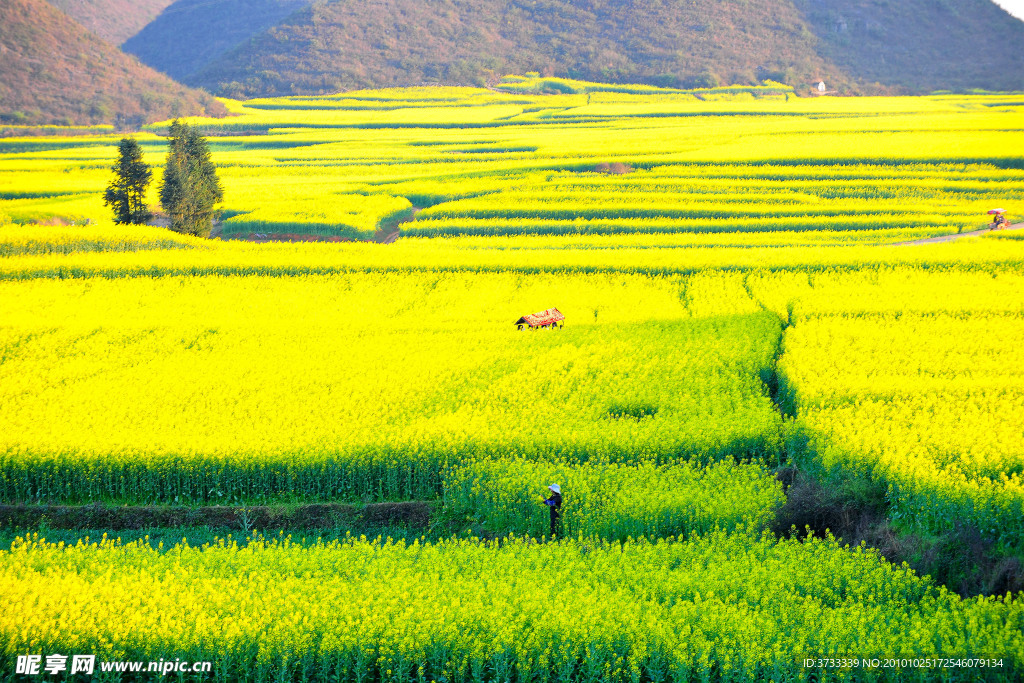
xmin=895 ymin=223 xmax=1023 ymax=246
xmin=0 ymin=502 xmax=431 ymax=531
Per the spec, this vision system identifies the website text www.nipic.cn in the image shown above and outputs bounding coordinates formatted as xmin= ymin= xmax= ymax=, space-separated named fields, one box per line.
xmin=16 ymin=655 xmax=213 ymax=676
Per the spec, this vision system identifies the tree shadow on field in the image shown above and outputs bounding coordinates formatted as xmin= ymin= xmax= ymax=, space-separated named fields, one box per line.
xmin=772 ymin=468 xmax=1024 ymax=597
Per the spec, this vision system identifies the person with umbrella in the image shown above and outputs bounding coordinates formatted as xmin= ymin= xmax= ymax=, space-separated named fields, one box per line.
xmin=989 ymin=209 xmax=1010 ymax=229
xmin=541 ymin=484 xmax=562 ymax=538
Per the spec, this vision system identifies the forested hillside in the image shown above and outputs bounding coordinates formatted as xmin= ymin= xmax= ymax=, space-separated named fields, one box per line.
xmin=122 ymin=0 xmax=312 ymax=81
xmin=799 ymin=0 xmax=1024 ymax=92
xmin=7 ymin=0 xmax=1023 ymax=125
xmin=122 ymin=0 xmax=1024 ymax=97
xmin=47 ymin=0 xmax=175 ymax=44
xmin=0 ymin=0 xmax=225 ymax=125
xmin=183 ymin=0 xmax=845 ymax=97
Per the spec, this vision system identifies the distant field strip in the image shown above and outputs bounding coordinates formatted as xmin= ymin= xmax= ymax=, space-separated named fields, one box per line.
xmin=0 ymin=224 xmax=205 ymax=256
xmin=1 ymin=88 xmax=1022 ymax=238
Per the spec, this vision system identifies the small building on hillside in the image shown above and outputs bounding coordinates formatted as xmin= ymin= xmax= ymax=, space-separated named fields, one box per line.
xmin=515 ymin=308 xmax=565 ymax=330
xmin=816 ymin=81 xmax=827 ymax=93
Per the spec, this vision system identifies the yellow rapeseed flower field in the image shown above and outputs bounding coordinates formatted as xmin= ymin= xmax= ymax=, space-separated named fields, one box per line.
xmin=0 ymin=270 xmax=781 ymax=503
xmin=0 ymin=532 xmax=1021 ymax=680
xmin=3 ymin=82 xmax=1024 ymax=677
xmin=445 ymin=458 xmax=784 ymax=539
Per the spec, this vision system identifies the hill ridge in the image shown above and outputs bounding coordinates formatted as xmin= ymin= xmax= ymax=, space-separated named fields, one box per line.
xmin=1 ymin=0 xmax=226 ymax=126
xmin=122 ymin=0 xmax=313 ymax=81
xmin=124 ymin=0 xmax=1024 ymax=98
xmin=47 ymin=0 xmax=176 ymax=44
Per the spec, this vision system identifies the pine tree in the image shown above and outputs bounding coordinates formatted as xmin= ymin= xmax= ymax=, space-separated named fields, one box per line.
xmin=159 ymin=120 xmax=223 ymax=237
xmin=103 ymin=137 xmax=152 ymax=225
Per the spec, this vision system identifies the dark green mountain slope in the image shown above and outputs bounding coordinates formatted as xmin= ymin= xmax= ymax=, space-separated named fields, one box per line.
xmin=188 ymin=0 xmax=846 ymax=97
xmin=47 ymin=0 xmax=176 ymax=44
xmin=122 ymin=0 xmax=314 ymax=81
xmin=126 ymin=0 xmax=1024 ymax=98
xmin=799 ymin=0 xmax=1024 ymax=92
xmin=0 ymin=0 xmax=225 ymax=126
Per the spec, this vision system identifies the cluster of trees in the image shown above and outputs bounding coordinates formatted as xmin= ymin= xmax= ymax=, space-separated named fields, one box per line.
xmin=104 ymin=120 xmax=222 ymax=237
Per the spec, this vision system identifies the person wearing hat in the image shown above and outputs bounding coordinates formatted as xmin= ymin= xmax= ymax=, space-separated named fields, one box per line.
xmin=541 ymin=484 xmax=563 ymax=538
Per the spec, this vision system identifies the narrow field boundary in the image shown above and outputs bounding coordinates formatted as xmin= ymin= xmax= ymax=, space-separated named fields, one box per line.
xmin=0 ymin=502 xmax=431 ymax=531
xmin=894 ymin=223 xmax=1022 ymax=245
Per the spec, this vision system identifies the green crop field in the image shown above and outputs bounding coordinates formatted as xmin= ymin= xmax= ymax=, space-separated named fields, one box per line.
xmin=1 ymin=81 xmax=1023 ymax=680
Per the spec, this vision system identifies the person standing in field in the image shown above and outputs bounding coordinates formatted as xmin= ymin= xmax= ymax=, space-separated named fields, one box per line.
xmin=541 ymin=484 xmax=562 ymax=538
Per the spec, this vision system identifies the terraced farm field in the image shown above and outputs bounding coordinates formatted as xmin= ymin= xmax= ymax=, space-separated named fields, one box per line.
xmin=1 ymin=81 xmax=1023 ymax=680
xmin=3 ymin=78 xmax=1023 ymax=240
